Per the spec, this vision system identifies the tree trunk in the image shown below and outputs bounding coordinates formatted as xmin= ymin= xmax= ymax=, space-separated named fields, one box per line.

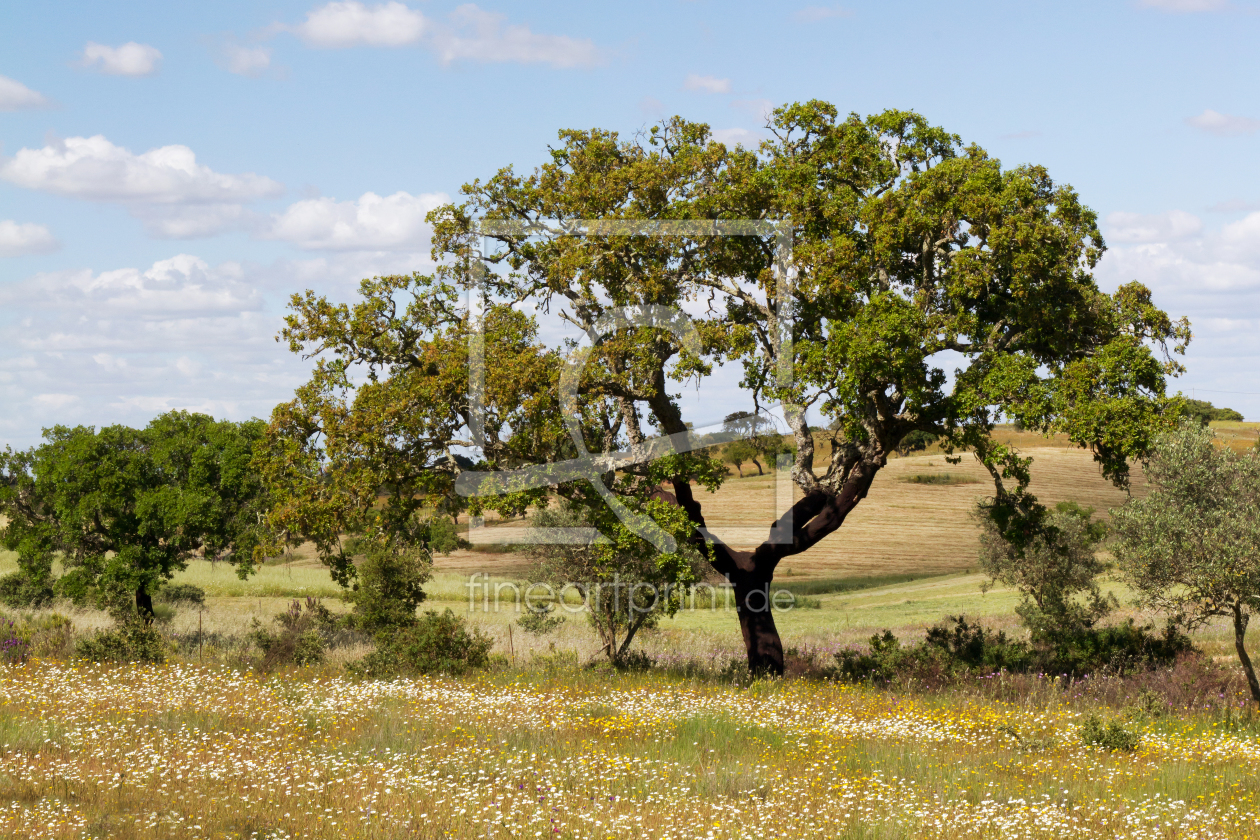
xmin=135 ymin=586 xmax=155 ymax=626
xmin=663 ymin=458 xmax=883 ymax=676
xmin=1233 ymin=604 xmax=1260 ymax=706
xmin=751 ymin=457 xmax=763 ymax=476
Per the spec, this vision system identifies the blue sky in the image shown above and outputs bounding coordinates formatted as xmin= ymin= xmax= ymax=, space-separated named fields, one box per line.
xmin=1 ymin=0 xmax=1259 ymax=447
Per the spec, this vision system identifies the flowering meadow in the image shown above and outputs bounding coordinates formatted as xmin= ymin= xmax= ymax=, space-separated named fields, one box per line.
xmin=0 ymin=660 xmax=1257 ymax=839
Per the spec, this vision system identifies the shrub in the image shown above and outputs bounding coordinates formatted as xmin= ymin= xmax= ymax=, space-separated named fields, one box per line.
xmin=75 ymin=619 xmax=165 ymax=664
xmin=249 ymin=597 xmax=337 ymax=671
xmin=0 ymin=571 xmax=56 ymax=609
xmin=923 ymin=616 xmax=1032 ymax=672
xmin=352 ymin=609 xmax=492 ymax=678
xmin=1079 ymin=713 xmax=1141 ymax=751
xmin=155 ymin=583 xmax=205 ymax=608
xmin=342 ymin=538 xmax=431 ymax=632
xmin=1 ymin=618 xmax=28 ymax=663
xmin=517 ymin=603 xmax=565 ymax=636
xmin=1037 ymin=620 xmax=1192 ymax=675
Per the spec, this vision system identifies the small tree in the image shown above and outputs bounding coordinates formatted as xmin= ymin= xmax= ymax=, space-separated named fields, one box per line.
xmin=975 ymin=500 xmax=1111 ymax=638
xmin=341 ymin=536 xmax=431 ymax=631
xmin=0 ymin=412 xmax=269 ymax=622
xmin=528 ymin=502 xmax=700 ymax=666
xmin=723 ymin=439 xmax=756 ymax=477
xmin=1111 ymin=422 xmax=1260 ymax=705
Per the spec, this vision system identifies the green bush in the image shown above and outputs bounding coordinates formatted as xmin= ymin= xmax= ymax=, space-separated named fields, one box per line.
xmin=155 ymin=583 xmax=205 ymax=608
xmin=832 ymin=616 xmax=1190 ymax=685
xmin=75 ymin=619 xmax=165 ymax=664
xmin=517 ymin=603 xmax=565 ymax=636
xmin=1079 ymin=713 xmax=1141 ymax=751
xmin=249 ymin=597 xmax=336 ymax=671
xmin=342 ymin=538 xmax=431 ymax=632
xmin=0 ymin=572 xmax=56 ymax=609
xmin=352 ymin=609 xmax=492 ymax=678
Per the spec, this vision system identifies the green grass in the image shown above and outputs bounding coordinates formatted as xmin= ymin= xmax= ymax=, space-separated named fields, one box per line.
xmin=774 ymin=574 xmax=937 ymax=597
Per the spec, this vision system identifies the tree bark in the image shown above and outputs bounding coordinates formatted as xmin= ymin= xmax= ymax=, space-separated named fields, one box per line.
xmin=1233 ymin=604 xmax=1260 ymax=706
xmin=135 ymin=586 xmax=155 ymax=626
xmin=663 ymin=458 xmax=883 ymax=676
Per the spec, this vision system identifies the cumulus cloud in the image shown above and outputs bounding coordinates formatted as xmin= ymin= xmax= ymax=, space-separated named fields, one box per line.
xmin=1136 ymin=0 xmax=1228 ymax=11
xmin=684 ymin=74 xmax=731 ymax=94
xmin=1105 ymin=210 xmax=1203 ymax=244
xmin=792 ymin=6 xmax=854 ymax=21
xmin=81 ymin=41 xmax=163 ymax=76
xmin=0 ymin=135 xmax=282 ymax=204
xmin=1186 ymin=109 xmax=1260 ymax=137
xmin=267 ymin=190 xmax=448 ymax=250
xmin=0 ymin=254 xmax=304 ymax=445
xmin=428 ymin=4 xmax=601 ymax=68
xmin=1097 ymin=208 xmax=1260 ymax=419
xmin=0 ymin=135 xmax=282 ymax=239
xmin=290 ymin=1 xmax=426 ymax=47
xmin=0 ymin=221 xmax=59 ymax=257
xmin=0 ymin=74 xmax=48 ymax=110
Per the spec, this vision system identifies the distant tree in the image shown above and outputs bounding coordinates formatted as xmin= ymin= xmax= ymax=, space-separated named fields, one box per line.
xmin=975 ymin=500 xmax=1112 ymax=638
xmin=723 ymin=439 xmax=757 ymax=477
xmin=341 ymin=535 xmax=431 ymax=631
xmin=0 ymin=412 xmax=268 ymax=621
xmin=722 ymin=411 xmax=780 ymax=475
xmin=1183 ymin=398 xmax=1245 ymax=425
xmin=895 ymin=430 xmax=939 ymax=456
xmin=1111 ymin=422 xmax=1260 ymax=705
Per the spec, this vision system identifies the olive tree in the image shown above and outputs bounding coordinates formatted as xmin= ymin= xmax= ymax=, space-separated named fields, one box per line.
xmin=1111 ymin=423 xmax=1260 ymax=704
xmin=265 ymin=102 xmax=1187 ymax=674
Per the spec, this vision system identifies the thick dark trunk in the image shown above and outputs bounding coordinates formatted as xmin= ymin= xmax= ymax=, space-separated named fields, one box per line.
xmin=752 ymin=458 xmax=763 ymax=476
xmin=663 ymin=459 xmax=882 ymax=677
xmin=733 ymin=573 xmax=783 ymax=675
xmin=135 ymin=586 xmax=155 ymax=626
xmin=1233 ymin=605 xmax=1260 ymax=706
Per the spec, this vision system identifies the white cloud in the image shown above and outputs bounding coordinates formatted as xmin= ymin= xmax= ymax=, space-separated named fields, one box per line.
xmin=684 ymin=74 xmax=731 ymax=94
xmin=1186 ymin=109 xmax=1260 ymax=136
xmin=0 ymin=135 xmax=282 ymax=204
xmin=1105 ymin=210 xmax=1203 ymax=244
xmin=710 ymin=128 xmax=763 ymax=148
xmin=1097 ymin=209 xmax=1260 ymax=420
xmin=220 ymin=42 xmax=272 ymax=76
xmin=429 ymin=4 xmax=602 ymax=68
xmin=792 ymin=6 xmax=854 ymax=22
xmin=291 ymin=1 xmax=426 ymax=48
xmin=0 ymin=254 xmax=304 ymax=445
xmin=129 ymin=204 xmax=258 ymax=239
xmin=81 ymin=41 xmax=163 ymax=76
xmin=268 ymin=190 xmax=448 ymax=250
xmin=0 ymin=74 xmax=48 ymax=110
xmin=0 ymin=221 xmax=59 ymax=257
xmin=1136 ymin=0 xmax=1228 ymax=11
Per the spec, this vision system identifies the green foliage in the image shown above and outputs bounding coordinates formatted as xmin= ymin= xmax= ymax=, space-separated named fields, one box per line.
xmin=832 ymin=616 xmax=1189 ymax=684
xmin=517 ymin=603 xmax=565 ymax=636
xmin=341 ymin=536 xmax=431 ymax=631
xmin=896 ymin=430 xmax=939 ymax=456
xmin=0 ymin=411 xmax=270 ymax=622
xmin=976 ymin=499 xmax=1113 ymax=638
xmin=527 ymin=502 xmax=702 ymax=665
xmin=248 ymin=597 xmax=338 ymax=671
xmin=74 ymin=618 xmax=165 ymax=664
xmin=268 ymin=102 xmax=1188 ymax=674
xmin=155 ymin=583 xmax=206 ymax=608
xmin=1111 ymin=422 xmax=1260 ymax=704
xmin=351 ymin=608 xmax=492 ymax=678
xmin=1079 ymin=714 xmax=1141 ymax=751
xmin=1182 ymin=398 xmax=1244 ymax=425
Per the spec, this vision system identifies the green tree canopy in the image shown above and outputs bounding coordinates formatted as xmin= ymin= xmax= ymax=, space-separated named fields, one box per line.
xmin=0 ymin=411 xmax=269 ymax=620
xmin=264 ymin=102 xmax=1188 ymax=674
xmin=1111 ymin=423 xmax=1260 ymax=705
